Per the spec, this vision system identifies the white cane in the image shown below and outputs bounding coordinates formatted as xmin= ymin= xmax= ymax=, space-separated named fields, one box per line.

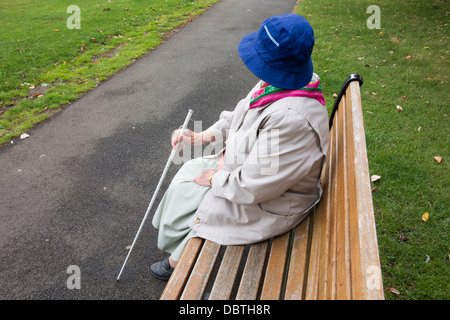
xmin=117 ymin=109 xmax=193 ymax=281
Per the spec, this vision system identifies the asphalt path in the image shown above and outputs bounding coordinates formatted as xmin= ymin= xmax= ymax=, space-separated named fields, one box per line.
xmin=0 ymin=0 xmax=298 ymax=299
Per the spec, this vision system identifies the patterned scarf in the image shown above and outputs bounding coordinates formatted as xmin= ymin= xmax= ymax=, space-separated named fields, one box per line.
xmin=249 ymin=73 xmax=325 ymax=108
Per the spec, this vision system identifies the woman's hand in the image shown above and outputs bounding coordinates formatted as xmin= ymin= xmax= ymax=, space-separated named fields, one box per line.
xmin=171 ymin=128 xmax=198 ymax=149
xmin=192 ymin=169 xmax=217 ymax=187
xmin=171 ymin=129 xmax=215 ymax=149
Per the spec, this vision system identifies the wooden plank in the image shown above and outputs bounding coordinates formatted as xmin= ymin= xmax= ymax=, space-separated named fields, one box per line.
xmin=160 ymin=237 xmax=204 ymax=300
xmin=180 ymin=240 xmax=221 ymax=300
xmin=314 ymin=106 xmax=338 ymax=300
xmin=209 ymin=245 xmax=245 ymax=300
xmin=305 ymin=119 xmax=334 ymax=299
xmin=346 ymin=84 xmax=362 ymax=300
xmin=235 ymin=240 xmax=269 ymax=300
xmin=347 ymin=82 xmax=384 ymax=299
xmin=324 ymin=111 xmax=339 ymax=300
xmin=284 ymin=215 xmax=311 ymax=300
xmin=260 ymin=232 xmax=291 ymax=300
xmin=336 ymin=92 xmax=352 ymax=299
xmin=304 ymin=200 xmax=321 ymax=299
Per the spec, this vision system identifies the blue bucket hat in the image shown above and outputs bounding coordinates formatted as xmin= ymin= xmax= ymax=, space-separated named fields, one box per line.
xmin=238 ymin=14 xmax=315 ymax=90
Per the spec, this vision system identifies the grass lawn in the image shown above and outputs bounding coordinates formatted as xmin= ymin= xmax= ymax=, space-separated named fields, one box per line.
xmin=295 ymin=0 xmax=449 ymax=299
xmin=0 ymin=0 xmax=219 ymax=145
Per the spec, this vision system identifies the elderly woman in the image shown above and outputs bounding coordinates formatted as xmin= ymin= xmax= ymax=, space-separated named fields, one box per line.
xmin=151 ymin=14 xmax=329 ymax=280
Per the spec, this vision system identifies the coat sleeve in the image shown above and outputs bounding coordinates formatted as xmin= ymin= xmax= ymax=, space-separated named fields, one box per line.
xmin=206 ymin=109 xmax=234 ymax=145
xmin=206 ymin=81 xmax=261 ymax=145
xmin=210 ymin=111 xmax=324 ymax=205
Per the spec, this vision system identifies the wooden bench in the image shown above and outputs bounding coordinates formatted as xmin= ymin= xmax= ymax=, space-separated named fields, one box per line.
xmin=160 ymin=74 xmax=384 ymax=300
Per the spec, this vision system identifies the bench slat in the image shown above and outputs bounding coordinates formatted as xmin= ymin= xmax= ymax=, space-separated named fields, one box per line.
xmin=284 ymin=215 xmax=311 ymax=300
xmin=304 ymin=124 xmax=333 ymax=299
xmin=336 ymin=94 xmax=352 ymax=299
xmin=347 ymin=82 xmax=384 ymax=299
xmin=346 ymin=87 xmax=363 ymax=299
xmin=160 ymin=237 xmax=204 ymax=300
xmin=324 ymin=116 xmax=338 ymax=299
xmin=209 ymin=245 xmax=245 ymax=300
xmin=180 ymin=240 xmax=221 ymax=300
xmin=310 ymin=116 xmax=336 ymax=300
xmin=260 ymin=232 xmax=291 ymax=300
xmin=235 ymin=240 xmax=269 ymax=300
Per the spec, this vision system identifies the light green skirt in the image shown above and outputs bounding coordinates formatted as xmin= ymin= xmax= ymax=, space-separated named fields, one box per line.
xmin=152 ymin=156 xmax=219 ymax=261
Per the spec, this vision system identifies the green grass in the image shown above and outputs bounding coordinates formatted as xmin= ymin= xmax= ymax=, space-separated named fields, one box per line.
xmin=296 ymin=0 xmax=449 ymax=299
xmin=0 ymin=0 xmax=220 ymax=145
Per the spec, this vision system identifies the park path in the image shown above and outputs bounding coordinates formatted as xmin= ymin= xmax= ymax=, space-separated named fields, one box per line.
xmin=0 ymin=0 xmax=298 ymax=299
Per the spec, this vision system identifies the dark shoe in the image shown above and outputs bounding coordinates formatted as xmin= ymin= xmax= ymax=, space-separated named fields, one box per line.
xmin=150 ymin=259 xmax=174 ymax=281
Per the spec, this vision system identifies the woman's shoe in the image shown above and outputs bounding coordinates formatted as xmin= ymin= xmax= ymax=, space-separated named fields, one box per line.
xmin=150 ymin=259 xmax=174 ymax=281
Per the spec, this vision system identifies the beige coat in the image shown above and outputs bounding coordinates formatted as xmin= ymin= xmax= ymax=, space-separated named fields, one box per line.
xmin=190 ymin=82 xmax=329 ymax=245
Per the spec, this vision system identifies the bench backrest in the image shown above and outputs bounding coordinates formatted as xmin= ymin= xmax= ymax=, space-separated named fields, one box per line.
xmin=304 ymin=74 xmax=384 ymax=299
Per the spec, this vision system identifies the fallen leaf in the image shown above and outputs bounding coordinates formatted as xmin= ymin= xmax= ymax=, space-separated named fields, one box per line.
xmin=398 ymin=234 xmax=408 ymax=242
xmin=53 ymin=29 xmax=60 ymax=32
xmin=422 ymin=212 xmax=429 ymax=222
xmin=388 ymin=50 xmax=394 ymax=54
xmin=370 ymin=92 xmax=377 ymax=96
xmin=425 ymin=255 xmax=430 ymax=263
xmin=125 ymin=245 xmax=132 ymax=250
xmin=388 ymin=287 xmax=400 ymax=295
xmin=371 ymin=185 xmax=378 ymax=192
xmin=396 ymin=105 xmax=403 ymax=111
xmin=405 ymin=55 xmax=412 ymax=59
xmin=20 ymin=133 xmax=30 ymax=139
xmin=440 ymin=56 xmax=446 ymax=59
xmin=418 ymin=126 xmax=422 ymax=132
xmin=333 ymin=93 xmax=338 ymax=98
xmin=358 ymin=57 xmax=365 ymax=60
xmin=424 ymin=46 xmax=429 ymax=49
xmin=433 ymin=156 xmax=442 ymax=163
xmin=371 ymin=175 xmax=381 ymax=182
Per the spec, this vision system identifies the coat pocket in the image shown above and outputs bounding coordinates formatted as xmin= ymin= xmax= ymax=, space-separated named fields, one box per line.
xmin=258 ymin=195 xmax=291 ymax=216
